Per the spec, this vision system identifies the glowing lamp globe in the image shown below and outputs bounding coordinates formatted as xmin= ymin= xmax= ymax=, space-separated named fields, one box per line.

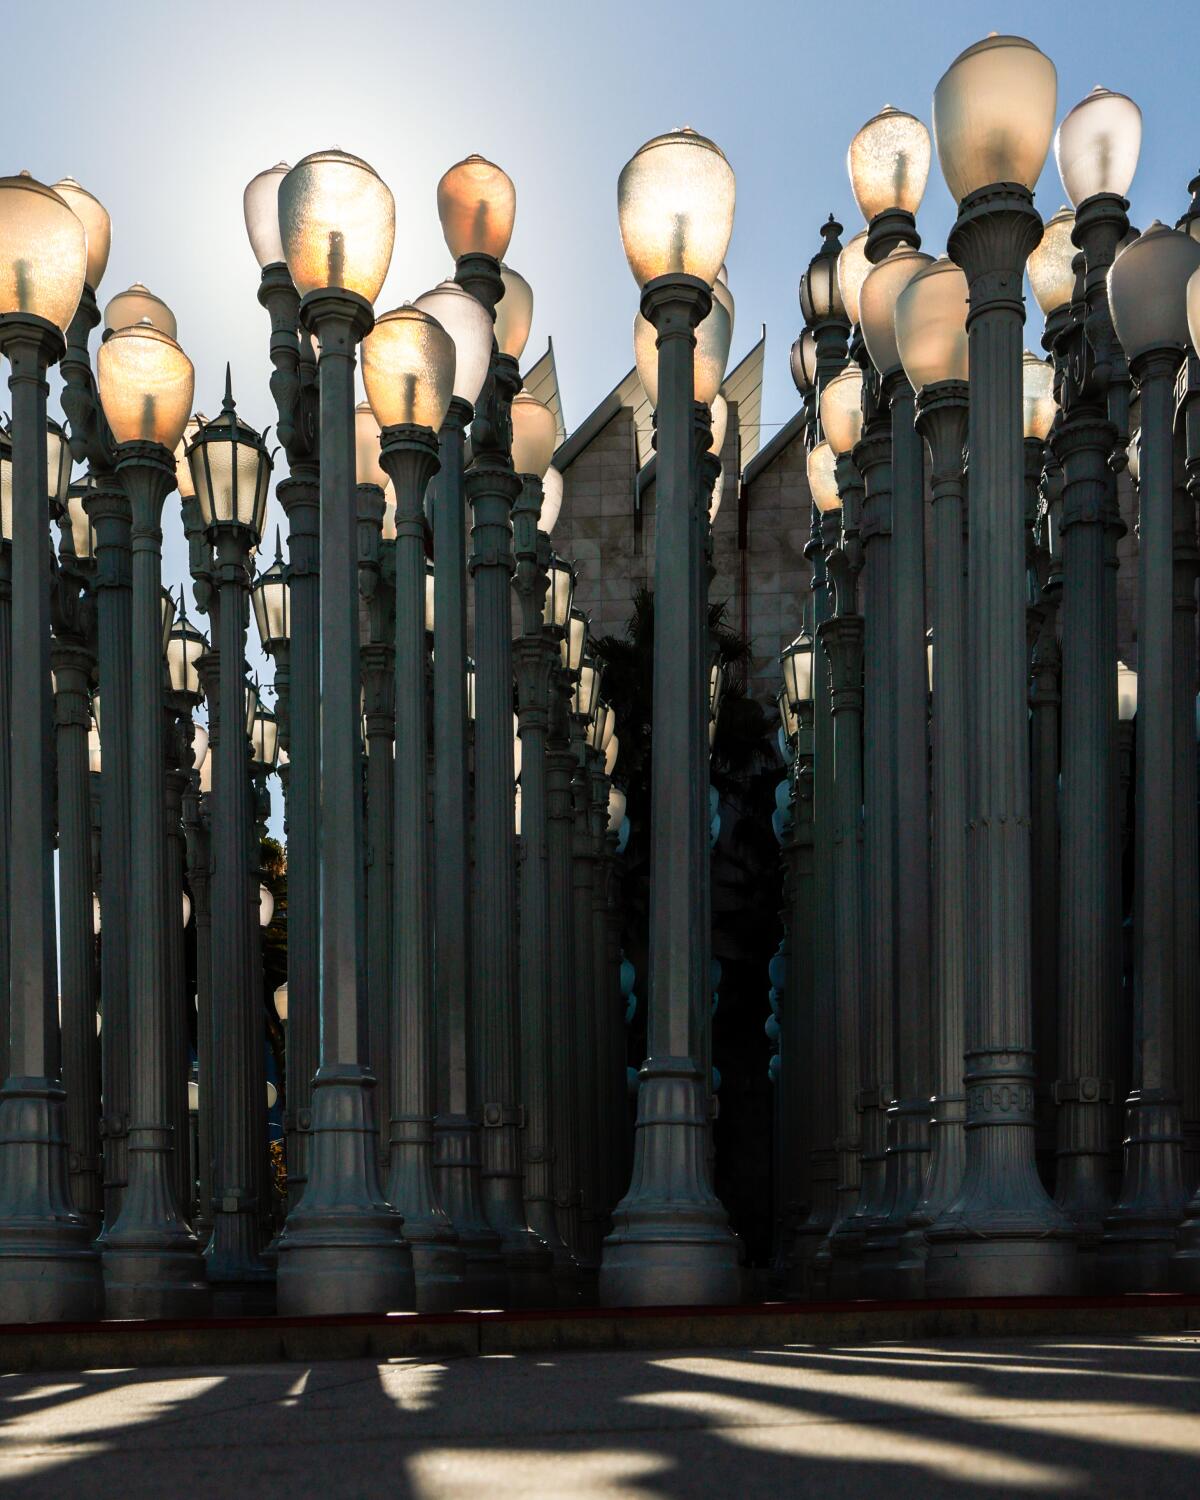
xmin=617 ymin=127 xmax=735 ymax=289
xmin=1022 ymin=351 xmax=1056 ymax=440
xmin=894 ymin=255 xmax=969 ymax=394
xmin=1116 ymin=661 xmax=1137 ymax=721
xmin=819 ymin=365 xmax=864 ymax=457
xmin=52 ymin=177 xmax=111 ymax=292
xmin=495 ymin=263 xmax=533 ymax=358
xmin=1108 ymin=221 xmax=1200 ymax=362
xmin=279 ymin=149 xmax=395 ymax=303
xmin=933 ymin=35 xmax=1058 ymax=204
xmin=709 ymin=392 xmax=728 ymax=455
xmin=362 ymin=305 xmax=456 ymax=432
xmin=540 ymin=464 xmax=564 ymax=533
xmin=1055 ymin=86 xmax=1141 ymax=208
xmin=353 ymin=402 xmax=386 ymax=487
xmin=837 ymin=229 xmax=871 ymax=326
xmin=859 ymin=242 xmax=933 ymax=378
xmin=413 ymin=280 xmax=493 ymax=407
xmin=1028 ymin=206 xmax=1078 ymax=317
xmin=437 ymin=154 xmax=516 ymax=260
xmin=103 ymin=282 xmax=176 ymax=338
xmin=807 ymin=440 xmax=841 ymax=513
xmin=243 ymin=162 xmax=290 ymax=269
xmin=97 ymin=321 xmax=194 ymax=450
xmin=781 ymin=629 xmax=814 ymax=710
xmin=0 ymin=171 xmax=87 ymax=331
xmin=510 ymin=391 xmax=557 ymax=477
xmin=847 ymin=105 xmax=931 ymax=220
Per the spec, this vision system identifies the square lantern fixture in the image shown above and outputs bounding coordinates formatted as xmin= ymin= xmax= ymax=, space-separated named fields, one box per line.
xmin=543 ymin=554 xmax=575 ymax=633
xmin=252 ymin=546 xmax=291 ymax=651
xmin=251 ymin=705 xmax=280 ymax=770
xmin=186 ymin=367 xmax=272 ymax=541
xmin=781 ymin=628 xmax=814 ymax=712
xmin=561 ymin=607 xmax=587 ymax=677
xmin=573 ymin=653 xmax=602 ymax=720
xmin=166 ymin=617 xmax=207 ymax=700
xmin=45 ymin=416 xmax=73 ymax=518
xmin=244 ymin=679 xmax=259 ymax=738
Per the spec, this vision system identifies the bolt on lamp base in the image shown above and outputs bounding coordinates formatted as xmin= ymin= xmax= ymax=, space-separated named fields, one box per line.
xmin=0 ymin=1082 xmax=103 ymax=1322
xmin=276 ymin=1066 xmax=414 ymax=1316
xmin=599 ymin=1059 xmax=741 ymax=1308
xmin=432 ymin=1115 xmax=507 ymax=1308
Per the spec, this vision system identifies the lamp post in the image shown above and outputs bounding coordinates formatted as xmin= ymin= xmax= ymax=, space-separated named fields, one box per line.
xmin=411 ymin=275 xmax=502 ymax=1302
xmin=0 ymin=424 xmax=9 ymax=1095
xmin=365 ymin=302 xmax=466 ymax=1311
xmin=95 ymin=316 xmax=207 ymax=1315
xmin=184 ymin=374 xmax=274 ymax=1308
xmin=600 ymin=128 xmax=740 ymax=1306
xmin=1104 ymin=221 xmax=1200 ymax=1287
xmin=182 ymin=713 xmax=213 ymax=1237
xmin=52 ymin=474 xmax=104 ymax=1233
xmin=925 ymin=32 xmax=1077 ymax=1295
xmin=569 ymin=645 xmax=602 ymax=1270
xmin=445 ymin=154 xmax=554 ymax=1304
xmin=894 ymin=255 xmax=970 ymax=1285
xmin=858 ymin=236 xmax=934 ymax=1294
xmin=511 ymin=390 xmax=577 ymax=1296
xmin=1040 ymin=87 xmax=1142 ymax=1258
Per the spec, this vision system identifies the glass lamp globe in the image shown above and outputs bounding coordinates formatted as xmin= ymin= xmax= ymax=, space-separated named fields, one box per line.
xmin=252 ymin=553 xmax=290 ymax=649
xmin=617 ymin=127 xmax=735 ymax=289
xmin=933 ymin=34 xmax=1058 ymax=204
xmin=574 ymin=657 xmax=602 ymax=719
xmin=362 ymin=305 xmax=456 ymax=432
xmin=495 ymin=264 xmax=533 ymax=359
xmin=1028 ymin=206 xmax=1078 ymax=316
xmin=166 ymin=618 xmax=206 ymax=696
xmin=604 ymin=732 xmax=619 ymax=776
xmin=799 ymin=227 xmax=846 ymax=324
xmin=243 ymin=162 xmax=290 ymax=269
xmin=1055 ymin=86 xmax=1141 ymax=208
xmin=174 ymin=414 xmax=206 ymax=498
xmin=97 ymin=321 xmax=195 ymax=450
xmin=413 ymin=280 xmax=493 ymax=407
xmin=424 ymin=557 xmax=435 ymax=634
xmin=52 ymin=177 xmax=111 ymax=292
xmin=88 ymin=719 xmax=102 ymax=774
xmin=437 ymin=154 xmax=516 ymax=261
xmin=712 ymin=273 xmax=735 ymax=340
xmin=244 ymin=680 xmax=259 ymax=738
xmin=819 ymin=365 xmax=864 ymax=456
xmin=789 ymin=330 xmax=817 ymax=395
xmin=837 ymin=229 xmax=871 ymax=326
xmin=353 ymin=401 xmax=386 ymax=487
xmin=0 ymin=425 xmax=11 ymax=541
xmin=561 ymin=608 xmax=587 ymax=674
xmin=1022 ymin=351 xmax=1056 ymax=440
xmin=1116 ymin=661 xmax=1137 ymax=721
xmin=634 ymin=289 xmax=731 ymax=408
xmin=187 ymin=382 xmax=272 ymax=534
xmin=894 ymin=255 xmax=969 ymax=393
xmin=1109 ymin=221 xmax=1200 ymax=362
xmin=0 ymin=172 xmax=87 ymax=331
xmin=543 ymin=554 xmax=574 ymax=629
xmin=251 ymin=708 xmax=280 ymax=770
xmin=259 ymin=883 xmax=275 ymax=927
xmin=709 ymin=392 xmax=728 ymax=455
xmin=781 ymin=629 xmax=814 ymax=710
xmin=198 ymin=753 xmax=212 ymax=794
xmin=63 ymin=480 xmax=95 ymax=560
xmin=103 ymin=282 xmax=176 ymax=339
xmin=859 ymin=243 xmax=933 ymax=378
xmin=279 ymin=149 xmax=395 ymax=303
xmin=192 ymin=720 xmax=209 ymax=771
xmin=807 ymin=440 xmax=841 ymax=513
xmin=510 ymin=390 xmax=557 ymax=477
xmin=540 ymin=464 xmax=564 ymax=533
xmin=608 ymin=785 xmax=627 ymax=834
xmin=847 ymin=105 xmax=931 ymax=221
xmin=381 ymin=485 xmax=396 ymax=540
xmin=274 ymin=982 xmax=288 ymax=1023
xmin=709 ymin=465 xmax=724 ymax=522
xmin=46 ymin=417 xmax=73 ymax=513
xmin=1187 ymin=265 xmax=1200 ymax=365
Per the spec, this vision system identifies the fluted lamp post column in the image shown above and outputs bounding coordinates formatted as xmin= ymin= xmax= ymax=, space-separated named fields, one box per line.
xmin=511 ymin=391 xmax=578 ymax=1298
xmin=273 ymin=148 xmax=415 ymax=1314
xmin=410 ymin=274 xmax=503 ymax=1303
xmin=601 ymin=128 xmax=740 ymax=1306
xmin=245 ymin=161 xmax=321 ymax=1218
xmin=184 ymin=376 xmax=274 ymax=1309
xmin=925 ymin=32 xmax=1077 ymax=1295
xmin=1043 ymin=88 xmax=1142 ymax=1259
xmin=364 ymin=302 xmax=466 ymax=1312
xmin=95 ymin=316 xmax=208 ymax=1315
xmin=0 ymin=172 xmax=104 ymax=1320
xmin=1104 ymin=221 xmax=1200 ymax=1287
xmin=893 ymin=256 xmax=971 ymax=1287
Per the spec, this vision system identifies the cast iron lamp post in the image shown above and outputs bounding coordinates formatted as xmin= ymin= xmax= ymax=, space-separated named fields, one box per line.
xmin=1041 ymin=86 xmax=1142 ymax=1261
xmin=364 ymin=301 xmax=466 ymax=1312
xmin=925 ymin=32 xmax=1077 ymax=1296
xmin=412 ymin=274 xmax=504 ymax=1302
xmin=857 ymin=237 xmax=934 ymax=1294
xmin=274 ymin=147 xmax=414 ymax=1315
xmin=444 ymin=153 xmax=554 ymax=1304
xmin=601 ymin=128 xmax=740 ymax=1306
xmin=893 ymin=254 xmax=970 ymax=1284
xmin=185 ymin=374 xmax=274 ymax=1308
xmin=510 ymin=389 xmax=578 ymax=1297
xmin=1104 ymin=221 xmax=1200 ymax=1287
xmin=245 ymin=159 xmax=321 ymax=1219
xmin=96 ymin=316 xmax=208 ymax=1315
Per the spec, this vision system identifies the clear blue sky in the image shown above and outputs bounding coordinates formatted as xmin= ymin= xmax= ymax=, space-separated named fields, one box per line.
xmin=11 ymin=0 xmax=1197 ymax=691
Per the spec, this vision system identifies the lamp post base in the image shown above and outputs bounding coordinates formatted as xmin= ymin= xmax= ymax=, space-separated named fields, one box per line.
xmin=1100 ymin=1092 xmax=1187 ymax=1292
xmin=858 ymin=1098 xmax=931 ymax=1299
xmin=432 ymin=1115 xmax=507 ymax=1307
xmin=1170 ymin=1191 xmax=1200 ymax=1290
xmin=527 ymin=1198 xmax=581 ymax=1306
xmin=0 ymin=1082 xmax=103 ymax=1322
xmin=599 ymin=1059 xmax=740 ymax=1308
xmin=388 ymin=1130 xmax=466 ymax=1315
xmin=276 ymin=1066 xmax=414 ymax=1316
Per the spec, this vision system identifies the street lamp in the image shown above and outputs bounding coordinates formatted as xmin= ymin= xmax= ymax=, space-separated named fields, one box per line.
xmin=926 ymin=31 xmax=1077 ymax=1297
xmin=364 ymin=300 xmax=465 ymax=1311
xmin=274 ymin=147 xmax=415 ymax=1316
xmin=1105 ymin=219 xmax=1200 ymax=1288
xmin=849 ymin=104 xmax=930 ymax=260
xmin=95 ymin=312 xmax=207 ymax=1316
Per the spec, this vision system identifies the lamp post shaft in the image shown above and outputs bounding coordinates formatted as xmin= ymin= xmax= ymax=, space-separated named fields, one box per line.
xmin=362 ymin=632 xmax=395 ymax=1174
xmin=927 ymin=186 xmax=1076 ymax=1296
xmin=102 ymin=445 xmax=207 ymax=1317
xmin=183 ymin=768 xmax=213 ymax=1237
xmin=0 ymin=317 xmax=101 ymax=1320
xmin=0 ymin=548 xmax=9 ymax=1091
xmin=783 ymin=730 xmax=815 ymax=1298
xmin=546 ymin=671 xmax=581 ymax=1257
xmin=163 ymin=713 xmax=192 ymax=1224
xmin=570 ymin=718 xmax=600 ymax=1269
xmin=599 ymin=273 xmax=738 ymax=1307
xmin=380 ymin=428 xmax=464 ymax=1313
